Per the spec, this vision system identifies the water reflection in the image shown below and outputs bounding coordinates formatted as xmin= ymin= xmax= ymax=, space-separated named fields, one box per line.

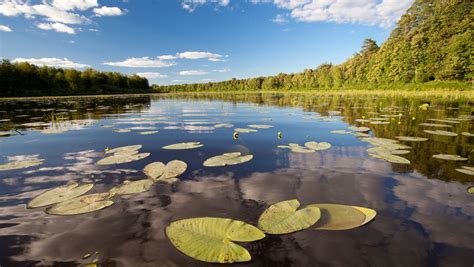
xmin=0 ymin=93 xmax=472 ymax=266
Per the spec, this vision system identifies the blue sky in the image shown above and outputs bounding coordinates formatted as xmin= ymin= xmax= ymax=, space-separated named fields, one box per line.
xmin=0 ymin=0 xmax=413 ymax=85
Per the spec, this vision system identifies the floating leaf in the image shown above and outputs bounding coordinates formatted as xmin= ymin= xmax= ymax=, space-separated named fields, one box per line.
xmin=395 ymin=136 xmax=428 ymax=142
xmin=424 ymin=130 xmax=457 ymax=136
xmin=304 ymin=141 xmax=331 ymax=151
xmin=0 ymin=158 xmax=44 ymax=171
xmin=348 ymin=126 xmax=370 ymax=132
xmin=462 ymin=132 xmax=474 ymax=137
xmin=114 ymin=129 xmax=131 ymax=133
xmin=248 ymin=124 xmax=273 ymax=129
xmin=214 ymin=123 xmax=234 ymax=128
xmin=165 ymin=217 xmax=265 ymax=263
xmin=97 ymin=152 xmax=150 ymax=165
xmin=46 ymin=193 xmax=115 ymax=216
xmin=468 ymin=186 xmax=474 ymax=194
xmin=369 ymin=152 xmax=410 ymax=164
xmin=456 ymin=166 xmax=474 ymax=175
xmin=143 ymin=162 xmax=165 ymax=179
xmin=203 ymin=152 xmax=253 ymax=167
xmin=330 ymin=130 xmax=352 ymax=135
xmin=109 ymin=179 xmax=155 ymax=195
xmin=419 ymin=123 xmax=452 ymax=128
xmin=106 ymin=145 xmax=142 ymax=155
xmin=234 ymin=128 xmax=257 ymax=133
xmin=258 ymin=199 xmax=321 ymax=234
xmin=432 ymin=154 xmax=468 ymax=161
xmin=370 ymin=121 xmax=389 ymax=125
xmin=162 ymin=142 xmax=203 ymax=150
xmin=309 ymin=204 xmax=375 ymax=230
xmin=159 ymin=160 xmax=187 ymax=181
xmin=139 ymin=131 xmax=158 ymax=135
xmin=28 ymin=183 xmax=94 ymax=208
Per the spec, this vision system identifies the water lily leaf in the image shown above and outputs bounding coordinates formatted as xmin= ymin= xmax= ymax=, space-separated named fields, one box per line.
xmin=214 ymin=123 xmax=234 ymax=128
xmin=143 ymin=162 xmax=165 ymax=179
xmin=159 ymin=160 xmax=187 ymax=181
xmin=419 ymin=123 xmax=452 ymax=128
xmin=97 ymin=153 xmax=150 ymax=165
xmin=162 ymin=142 xmax=203 ymax=150
xmin=46 ymin=193 xmax=115 ymax=216
xmin=424 ymin=130 xmax=458 ymax=136
xmin=114 ymin=129 xmax=131 ymax=133
xmin=0 ymin=158 xmax=44 ymax=171
xmin=304 ymin=141 xmax=331 ymax=151
xmin=258 ymin=199 xmax=321 ymax=234
xmin=370 ymin=121 xmax=389 ymax=125
xmin=369 ymin=152 xmax=410 ymax=164
xmin=456 ymin=166 xmax=474 ymax=175
xmin=468 ymin=186 xmax=474 ymax=194
xmin=462 ymin=132 xmax=474 ymax=137
xmin=348 ymin=126 xmax=370 ymax=132
xmin=28 ymin=183 xmax=94 ymax=208
xmin=106 ymin=145 xmax=142 ymax=154
xmin=109 ymin=179 xmax=155 ymax=195
xmin=309 ymin=204 xmax=374 ymax=230
xmin=330 ymin=130 xmax=352 ymax=135
xmin=432 ymin=154 xmax=468 ymax=161
xmin=165 ymin=217 xmax=265 ymax=263
xmin=139 ymin=131 xmax=158 ymax=135
xmin=248 ymin=124 xmax=273 ymax=129
xmin=203 ymin=152 xmax=253 ymax=167
xmin=395 ymin=136 xmax=428 ymax=142
xmin=234 ymin=128 xmax=257 ymax=133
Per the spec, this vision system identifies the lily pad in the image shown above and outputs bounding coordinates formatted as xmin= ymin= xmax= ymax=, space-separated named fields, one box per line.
xmin=234 ymin=128 xmax=257 ymax=133
xmin=203 ymin=152 xmax=253 ymax=167
xmin=468 ymin=186 xmax=474 ymax=194
xmin=248 ymin=124 xmax=273 ymax=129
xmin=106 ymin=145 xmax=142 ymax=154
xmin=162 ymin=142 xmax=204 ymax=150
xmin=165 ymin=217 xmax=265 ymax=263
xmin=308 ymin=204 xmax=375 ymax=230
xmin=97 ymin=152 xmax=150 ymax=165
xmin=159 ymin=160 xmax=187 ymax=181
xmin=143 ymin=162 xmax=166 ymax=179
xmin=304 ymin=141 xmax=331 ymax=151
xmin=424 ymin=130 xmax=458 ymax=137
xmin=456 ymin=166 xmax=474 ymax=175
xmin=432 ymin=154 xmax=468 ymax=161
xmin=114 ymin=129 xmax=131 ymax=133
xmin=45 ymin=193 xmax=115 ymax=216
xmin=139 ymin=131 xmax=158 ymax=135
xmin=462 ymin=132 xmax=474 ymax=137
xmin=395 ymin=136 xmax=428 ymax=142
xmin=419 ymin=123 xmax=452 ymax=128
xmin=214 ymin=123 xmax=234 ymax=128
xmin=109 ymin=179 xmax=155 ymax=195
xmin=28 ymin=183 xmax=94 ymax=208
xmin=258 ymin=199 xmax=321 ymax=234
xmin=369 ymin=152 xmax=410 ymax=164
xmin=348 ymin=126 xmax=370 ymax=132
xmin=330 ymin=130 xmax=352 ymax=135
xmin=0 ymin=158 xmax=44 ymax=171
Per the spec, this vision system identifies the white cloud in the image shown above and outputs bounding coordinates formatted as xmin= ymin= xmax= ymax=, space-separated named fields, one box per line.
xmin=181 ymin=0 xmax=230 ymax=12
xmin=103 ymin=57 xmax=177 ymax=68
xmin=136 ymin=72 xmax=168 ymax=79
xmin=93 ymin=6 xmax=124 ymax=16
xmin=176 ymin=51 xmax=224 ymax=61
xmin=272 ymin=14 xmax=287 ymax=24
xmin=158 ymin=55 xmax=177 ymax=60
xmin=0 ymin=24 xmax=12 ymax=32
xmin=202 ymin=78 xmax=215 ymax=82
xmin=179 ymin=70 xmax=209 ymax=76
xmin=0 ymin=2 xmax=90 ymax=24
xmin=214 ymin=68 xmax=229 ymax=73
xmin=51 ymin=0 xmax=98 ymax=11
xmin=37 ymin=22 xmax=75 ymax=34
xmin=253 ymin=0 xmax=413 ymax=27
xmin=12 ymin=57 xmax=90 ymax=68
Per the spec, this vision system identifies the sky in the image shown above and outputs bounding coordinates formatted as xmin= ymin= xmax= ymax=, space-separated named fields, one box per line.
xmin=0 ymin=0 xmax=413 ymax=85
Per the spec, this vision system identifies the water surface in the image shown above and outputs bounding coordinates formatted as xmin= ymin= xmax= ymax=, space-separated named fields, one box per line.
xmin=0 ymin=93 xmax=473 ymax=266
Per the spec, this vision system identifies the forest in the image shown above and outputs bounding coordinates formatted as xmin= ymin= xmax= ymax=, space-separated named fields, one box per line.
xmin=0 ymin=60 xmax=150 ymax=97
xmin=155 ymin=0 xmax=472 ymax=92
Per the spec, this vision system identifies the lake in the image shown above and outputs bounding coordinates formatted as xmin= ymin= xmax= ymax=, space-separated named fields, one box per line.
xmin=0 ymin=92 xmax=473 ymax=266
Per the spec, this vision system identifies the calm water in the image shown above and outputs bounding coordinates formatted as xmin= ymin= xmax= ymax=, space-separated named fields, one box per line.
xmin=0 ymin=93 xmax=473 ymax=267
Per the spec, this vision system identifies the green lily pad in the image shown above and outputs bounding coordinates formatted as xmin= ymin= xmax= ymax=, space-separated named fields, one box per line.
xmin=106 ymin=145 xmax=142 ymax=154
xmin=369 ymin=152 xmax=410 ymax=164
xmin=165 ymin=217 xmax=265 ymax=263
xmin=203 ymin=152 xmax=253 ymax=167
xmin=159 ymin=160 xmax=187 ymax=181
xmin=139 ymin=131 xmax=158 ymax=135
xmin=143 ymin=162 xmax=166 ymax=179
xmin=419 ymin=123 xmax=452 ymax=128
xmin=109 ymin=179 xmax=155 ymax=195
xmin=348 ymin=126 xmax=370 ymax=132
xmin=234 ymin=128 xmax=257 ymax=133
xmin=395 ymin=136 xmax=428 ymax=142
xmin=462 ymin=132 xmax=474 ymax=137
xmin=248 ymin=124 xmax=273 ymax=129
xmin=258 ymin=199 xmax=321 ymax=234
xmin=456 ymin=166 xmax=474 ymax=175
xmin=308 ymin=204 xmax=375 ymax=230
xmin=370 ymin=121 xmax=389 ymax=125
xmin=424 ymin=130 xmax=458 ymax=136
xmin=97 ymin=152 xmax=150 ymax=165
xmin=468 ymin=186 xmax=474 ymax=194
xmin=27 ymin=183 xmax=94 ymax=208
xmin=214 ymin=123 xmax=234 ymax=128
xmin=45 ymin=193 xmax=115 ymax=216
xmin=432 ymin=154 xmax=468 ymax=161
xmin=162 ymin=142 xmax=204 ymax=150
xmin=304 ymin=141 xmax=332 ymax=151
xmin=0 ymin=158 xmax=44 ymax=171
xmin=114 ymin=129 xmax=131 ymax=133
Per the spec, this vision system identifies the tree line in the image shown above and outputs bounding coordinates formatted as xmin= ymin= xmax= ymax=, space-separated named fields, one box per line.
xmin=154 ymin=0 xmax=472 ymax=92
xmin=0 ymin=60 xmax=150 ymax=97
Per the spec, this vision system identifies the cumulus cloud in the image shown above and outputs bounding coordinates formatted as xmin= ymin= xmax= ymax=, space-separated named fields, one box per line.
xmin=103 ymin=57 xmax=177 ymax=68
xmin=0 ymin=24 xmax=12 ymax=32
xmin=176 ymin=51 xmax=224 ymax=61
xmin=12 ymin=57 xmax=90 ymax=68
xmin=181 ymin=0 xmax=230 ymax=12
xmin=51 ymin=0 xmax=98 ymax=11
xmin=272 ymin=13 xmax=288 ymax=24
xmin=37 ymin=22 xmax=75 ymax=34
xmin=93 ymin=6 xmax=124 ymax=16
xmin=179 ymin=70 xmax=209 ymax=76
xmin=136 ymin=72 xmax=168 ymax=79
